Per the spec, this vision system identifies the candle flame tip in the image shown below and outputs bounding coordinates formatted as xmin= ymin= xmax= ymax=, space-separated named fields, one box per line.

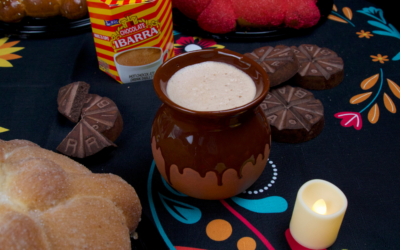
xmin=312 ymin=199 xmax=327 ymax=215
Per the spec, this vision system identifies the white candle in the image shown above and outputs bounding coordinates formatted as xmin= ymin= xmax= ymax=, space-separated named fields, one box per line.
xmin=289 ymin=179 xmax=348 ymax=249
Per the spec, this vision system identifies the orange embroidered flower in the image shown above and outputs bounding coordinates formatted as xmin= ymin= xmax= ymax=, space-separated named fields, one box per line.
xmin=0 ymin=37 xmax=24 ymax=67
xmin=370 ymin=54 xmax=389 ymax=64
xmin=356 ymin=30 xmax=373 ymax=38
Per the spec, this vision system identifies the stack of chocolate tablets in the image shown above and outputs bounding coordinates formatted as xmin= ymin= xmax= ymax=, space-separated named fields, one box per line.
xmin=245 ymin=44 xmax=344 ymax=143
xmin=56 ymin=81 xmax=123 ymax=158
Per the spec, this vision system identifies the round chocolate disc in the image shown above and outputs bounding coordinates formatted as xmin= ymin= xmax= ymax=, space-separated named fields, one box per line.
xmin=56 ymin=94 xmax=123 ymax=158
xmin=291 ymin=44 xmax=344 ymax=90
xmin=57 ymin=81 xmax=90 ymax=123
xmin=260 ymin=85 xmax=324 ymax=143
xmin=81 ymin=94 xmax=123 ymax=142
xmin=244 ymin=45 xmax=299 ymax=87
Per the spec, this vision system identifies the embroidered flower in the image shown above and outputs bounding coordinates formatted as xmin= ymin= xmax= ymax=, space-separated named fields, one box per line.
xmin=356 ymin=30 xmax=374 ymax=38
xmin=370 ymin=54 xmax=389 ymax=64
xmin=174 ymin=36 xmax=225 ymax=56
xmin=0 ymin=37 xmax=24 ymax=68
xmin=334 ymin=112 xmax=363 ymax=130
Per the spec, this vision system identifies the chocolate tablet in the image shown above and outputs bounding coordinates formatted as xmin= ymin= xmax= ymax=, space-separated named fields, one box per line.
xmin=57 ymin=81 xmax=90 ymax=123
xmin=244 ymin=45 xmax=299 ymax=87
xmin=260 ymin=86 xmax=324 ymax=143
xmin=81 ymin=95 xmax=123 ymax=142
xmin=56 ymin=119 xmax=116 ymax=158
xmin=291 ymin=45 xmax=344 ymax=90
xmin=57 ymin=91 xmax=123 ymax=158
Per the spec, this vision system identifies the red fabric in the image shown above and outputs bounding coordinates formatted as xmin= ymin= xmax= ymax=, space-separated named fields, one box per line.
xmin=285 ymin=229 xmax=326 ymax=250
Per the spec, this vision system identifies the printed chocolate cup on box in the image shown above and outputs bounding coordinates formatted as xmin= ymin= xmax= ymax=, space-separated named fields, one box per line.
xmin=114 ymin=47 xmax=169 ymax=83
xmin=87 ymin=0 xmax=174 ymax=84
xmin=151 ymin=49 xmax=271 ymax=200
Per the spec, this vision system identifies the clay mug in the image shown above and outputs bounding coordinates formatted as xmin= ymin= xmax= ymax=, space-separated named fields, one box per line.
xmin=151 ymin=49 xmax=271 ymax=200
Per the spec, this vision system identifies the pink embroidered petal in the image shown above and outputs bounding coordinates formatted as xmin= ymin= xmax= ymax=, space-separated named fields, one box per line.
xmin=196 ymin=38 xmax=217 ymax=48
xmin=175 ymin=36 xmax=195 ymax=46
xmin=174 ymin=47 xmax=186 ymax=56
xmin=334 ymin=112 xmax=363 ymax=130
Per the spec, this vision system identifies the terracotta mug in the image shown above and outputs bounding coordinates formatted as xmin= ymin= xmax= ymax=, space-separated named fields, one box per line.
xmin=151 ymin=49 xmax=271 ymax=200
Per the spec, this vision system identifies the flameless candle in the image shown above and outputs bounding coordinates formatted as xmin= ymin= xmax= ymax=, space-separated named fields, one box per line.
xmin=289 ymin=179 xmax=347 ymax=249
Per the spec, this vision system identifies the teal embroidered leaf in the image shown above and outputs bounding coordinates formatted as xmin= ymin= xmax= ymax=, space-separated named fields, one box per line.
xmin=368 ymin=20 xmax=393 ymax=33
xmin=388 ymin=24 xmax=400 ymax=38
xmin=378 ymin=8 xmax=387 ymax=24
xmin=373 ymin=30 xmax=395 ymax=37
xmin=159 ymin=193 xmax=201 ymax=224
xmin=231 ymin=196 xmax=288 ymax=213
xmin=392 ymin=52 xmax=400 ymax=61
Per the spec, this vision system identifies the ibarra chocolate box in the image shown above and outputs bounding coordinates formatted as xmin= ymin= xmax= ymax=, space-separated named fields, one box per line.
xmin=87 ymin=0 xmax=174 ymax=83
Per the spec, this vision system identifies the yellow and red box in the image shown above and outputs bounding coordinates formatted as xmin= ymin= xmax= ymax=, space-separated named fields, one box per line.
xmin=87 ymin=0 xmax=174 ymax=83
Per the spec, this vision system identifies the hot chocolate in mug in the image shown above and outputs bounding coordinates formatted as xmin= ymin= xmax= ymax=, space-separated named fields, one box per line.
xmin=151 ymin=49 xmax=272 ymax=200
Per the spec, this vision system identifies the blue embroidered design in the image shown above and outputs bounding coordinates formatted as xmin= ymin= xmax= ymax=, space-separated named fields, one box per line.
xmin=159 ymin=193 xmax=202 ymax=224
xmin=358 ymin=7 xmax=400 ymax=60
xmin=230 ymin=196 xmax=288 ymax=213
xmin=147 ymin=160 xmax=176 ymax=250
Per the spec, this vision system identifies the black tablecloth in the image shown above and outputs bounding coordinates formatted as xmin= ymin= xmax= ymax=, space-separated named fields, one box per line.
xmin=1 ymin=0 xmax=400 ymax=249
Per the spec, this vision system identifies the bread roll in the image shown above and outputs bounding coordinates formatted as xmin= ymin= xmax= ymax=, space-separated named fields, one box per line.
xmin=0 ymin=139 xmax=141 ymax=250
xmin=0 ymin=0 xmax=87 ymax=22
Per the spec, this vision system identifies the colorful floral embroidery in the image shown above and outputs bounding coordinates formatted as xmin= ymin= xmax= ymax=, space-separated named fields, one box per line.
xmin=220 ymin=199 xmax=275 ymax=250
xmin=0 ymin=37 xmax=24 ymax=68
xmin=356 ymin=30 xmax=374 ymax=38
xmin=371 ymin=54 xmax=389 ymax=64
xmin=358 ymin=7 xmax=400 ymax=60
xmin=335 ymin=69 xmax=400 ymax=129
xmin=328 ymin=5 xmax=355 ymax=27
xmin=327 ymin=6 xmax=400 ymax=129
xmin=174 ymin=36 xmax=225 ymax=56
xmin=148 ymin=159 xmax=287 ymax=250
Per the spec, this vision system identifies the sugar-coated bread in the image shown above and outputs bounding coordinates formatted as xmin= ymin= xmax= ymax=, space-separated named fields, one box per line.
xmin=173 ymin=0 xmax=321 ymax=34
xmin=0 ymin=0 xmax=87 ymax=22
xmin=0 ymin=139 xmax=142 ymax=250
xmin=173 ymin=0 xmax=212 ymax=20
xmin=197 ymin=0 xmax=237 ymax=34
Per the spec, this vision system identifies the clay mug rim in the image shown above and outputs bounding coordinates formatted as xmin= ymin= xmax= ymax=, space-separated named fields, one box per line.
xmin=152 ymin=49 xmax=270 ymax=119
